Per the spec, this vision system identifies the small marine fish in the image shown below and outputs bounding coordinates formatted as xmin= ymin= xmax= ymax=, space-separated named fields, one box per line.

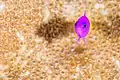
xmin=74 ymin=11 xmax=90 ymax=45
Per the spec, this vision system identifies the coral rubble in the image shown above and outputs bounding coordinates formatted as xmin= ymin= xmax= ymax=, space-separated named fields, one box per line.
xmin=0 ymin=0 xmax=120 ymax=80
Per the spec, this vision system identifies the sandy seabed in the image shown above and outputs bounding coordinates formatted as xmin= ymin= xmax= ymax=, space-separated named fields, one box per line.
xmin=0 ymin=0 xmax=120 ymax=80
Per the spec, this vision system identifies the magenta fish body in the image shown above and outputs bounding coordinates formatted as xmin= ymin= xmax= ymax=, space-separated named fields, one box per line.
xmin=74 ymin=12 xmax=90 ymax=44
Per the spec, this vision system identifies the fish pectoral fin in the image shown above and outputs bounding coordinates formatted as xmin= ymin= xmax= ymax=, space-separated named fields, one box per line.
xmin=82 ymin=38 xmax=86 ymax=44
xmin=82 ymin=38 xmax=88 ymax=48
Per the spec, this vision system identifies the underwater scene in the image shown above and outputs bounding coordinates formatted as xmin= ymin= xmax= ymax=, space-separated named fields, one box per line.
xmin=0 ymin=0 xmax=120 ymax=80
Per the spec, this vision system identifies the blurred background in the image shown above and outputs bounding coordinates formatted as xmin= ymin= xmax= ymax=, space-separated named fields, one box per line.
xmin=0 ymin=0 xmax=120 ymax=80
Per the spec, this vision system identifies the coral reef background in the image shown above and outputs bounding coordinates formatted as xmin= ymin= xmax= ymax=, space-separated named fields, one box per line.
xmin=0 ymin=0 xmax=120 ymax=80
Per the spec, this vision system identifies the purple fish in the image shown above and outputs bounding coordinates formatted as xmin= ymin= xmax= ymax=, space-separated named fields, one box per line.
xmin=74 ymin=11 xmax=90 ymax=45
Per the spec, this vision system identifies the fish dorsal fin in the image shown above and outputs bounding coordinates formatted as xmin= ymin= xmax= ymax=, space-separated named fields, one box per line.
xmin=84 ymin=11 xmax=86 ymax=16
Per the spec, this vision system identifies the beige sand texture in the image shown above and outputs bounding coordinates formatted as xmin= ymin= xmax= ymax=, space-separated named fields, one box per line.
xmin=0 ymin=0 xmax=120 ymax=80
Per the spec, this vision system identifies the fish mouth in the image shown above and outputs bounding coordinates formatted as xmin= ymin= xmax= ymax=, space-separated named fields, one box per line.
xmin=75 ymin=28 xmax=82 ymax=36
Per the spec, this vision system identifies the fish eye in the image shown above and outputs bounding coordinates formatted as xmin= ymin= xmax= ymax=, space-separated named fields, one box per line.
xmin=83 ymin=24 xmax=86 ymax=28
